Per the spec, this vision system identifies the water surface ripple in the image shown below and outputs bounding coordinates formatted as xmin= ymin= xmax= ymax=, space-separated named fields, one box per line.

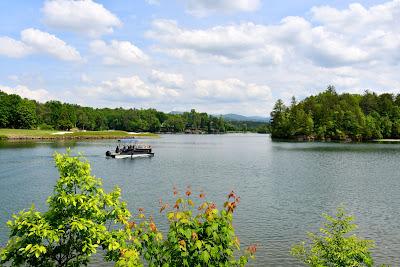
xmin=0 ymin=134 xmax=399 ymax=266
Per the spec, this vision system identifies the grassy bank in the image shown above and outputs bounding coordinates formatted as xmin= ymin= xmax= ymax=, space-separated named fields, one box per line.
xmin=0 ymin=129 xmax=158 ymax=140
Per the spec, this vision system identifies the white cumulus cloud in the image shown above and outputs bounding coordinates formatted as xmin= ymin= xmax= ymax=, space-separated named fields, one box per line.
xmin=0 ymin=29 xmax=81 ymax=62
xmin=0 ymin=37 xmax=33 ymax=58
xmin=194 ymin=78 xmax=271 ymax=102
xmin=82 ymin=75 xmax=180 ymax=102
xmin=149 ymin=69 xmax=184 ymax=88
xmin=146 ymin=19 xmax=284 ymax=65
xmin=90 ymin=40 xmax=149 ymax=65
xmin=21 ymin=28 xmax=82 ymax=61
xmin=147 ymin=0 xmax=400 ymax=69
xmin=310 ymin=1 xmax=400 ymax=64
xmin=311 ymin=1 xmax=400 ymax=34
xmin=42 ymin=0 xmax=121 ymax=37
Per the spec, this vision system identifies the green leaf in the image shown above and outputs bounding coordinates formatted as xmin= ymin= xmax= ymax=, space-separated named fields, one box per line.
xmin=24 ymin=244 xmax=32 ymax=252
xmin=202 ymin=250 xmax=210 ymax=263
xmin=195 ymin=240 xmax=202 ymax=250
xmin=142 ymin=234 xmax=149 ymax=242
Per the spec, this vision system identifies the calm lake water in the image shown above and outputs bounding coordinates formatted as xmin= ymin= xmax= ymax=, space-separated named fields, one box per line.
xmin=0 ymin=134 xmax=399 ymax=266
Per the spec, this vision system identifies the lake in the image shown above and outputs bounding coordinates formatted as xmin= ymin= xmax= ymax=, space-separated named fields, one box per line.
xmin=0 ymin=134 xmax=399 ymax=266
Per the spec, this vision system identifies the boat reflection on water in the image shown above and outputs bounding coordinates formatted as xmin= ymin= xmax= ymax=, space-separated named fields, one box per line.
xmin=105 ymin=138 xmax=154 ymax=159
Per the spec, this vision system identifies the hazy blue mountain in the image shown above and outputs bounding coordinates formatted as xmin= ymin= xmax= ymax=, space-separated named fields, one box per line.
xmin=169 ymin=111 xmax=269 ymax=122
xmin=221 ymin=114 xmax=270 ymax=122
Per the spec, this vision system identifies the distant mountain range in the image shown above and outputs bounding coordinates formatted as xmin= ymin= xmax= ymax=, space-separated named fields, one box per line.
xmin=169 ymin=111 xmax=270 ymax=122
xmin=169 ymin=111 xmax=184 ymax=115
xmin=220 ymin=113 xmax=270 ymax=122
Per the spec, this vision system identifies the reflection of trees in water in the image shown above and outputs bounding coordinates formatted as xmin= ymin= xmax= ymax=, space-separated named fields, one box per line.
xmin=272 ymin=142 xmax=400 ymax=153
xmin=48 ymin=141 xmax=78 ymax=148
xmin=0 ymin=140 xmax=78 ymax=149
xmin=0 ymin=141 xmax=38 ymax=149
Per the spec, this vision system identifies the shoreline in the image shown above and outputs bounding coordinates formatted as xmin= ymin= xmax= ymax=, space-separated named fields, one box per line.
xmin=1 ymin=133 xmax=262 ymax=141
xmin=271 ymin=137 xmax=400 ymax=144
xmin=0 ymin=129 xmax=267 ymax=141
xmin=0 ymin=129 xmax=159 ymax=141
xmin=1 ymin=135 xmax=154 ymax=141
xmin=371 ymin=139 xmax=400 ymax=143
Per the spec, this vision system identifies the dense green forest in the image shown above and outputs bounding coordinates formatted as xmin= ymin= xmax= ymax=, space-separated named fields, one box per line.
xmin=270 ymin=86 xmax=400 ymax=141
xmin=0 ymin=91 xmax=267 ymax=134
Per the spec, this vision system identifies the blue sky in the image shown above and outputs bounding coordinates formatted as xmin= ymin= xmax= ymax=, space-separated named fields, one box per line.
xmin=0 ymin=0 xmax=399 ymax=116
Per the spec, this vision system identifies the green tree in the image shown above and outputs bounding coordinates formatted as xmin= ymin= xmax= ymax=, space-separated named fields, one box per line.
xmin=57 ymin=105 xmax=77 ymax=130
xmin=377 ymin=93 xmax=395 ymax=117
xmin=392 ymin=119 xmax=400 ymax=138
xmin=76 ymin=108 xmax=93 ymax=130
xmin=162 ymin=115 xmax=185 ymax=132
xmin=291 ymin=207 xmax=374 ymax=267
xmin=131 ymin=189 xmax=255 ymax=267
xmin=364 ymin=114 xmax=382 ymax=140
xmin=43 ymin=101 xmax=62 ymax=127
xmin=0 ymin=151 xmax=138 ymax=267
xmin=2 ymin=93 xmax=22 ymax=128
xmin=186 ymin=109 xmax=200 ymax=129
xmin=289 ymin=108 xmax=314 ymax=136
xmin=0 ymin=91 xmax=11 ymax=127
xmin=380 ymin=116 xmax=392 ymax=138
xmin=128 ymin=118 xmax=148 ymax=132
xmin=16 ymin=99 xmax=37 ymax=129
xmin=360 ymin=91 xmax=379 ymax=115
xmin=145 ymin=114 xmax=161 ymax=132
xmin=270 ymin=99 xmax=290 ymax=138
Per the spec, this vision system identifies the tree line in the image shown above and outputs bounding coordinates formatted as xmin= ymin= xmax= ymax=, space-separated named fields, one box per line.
xmin=0 ymin=91 xmax=267 ymax=133
xmin=270 ymin=86 xmax=400 ymax=141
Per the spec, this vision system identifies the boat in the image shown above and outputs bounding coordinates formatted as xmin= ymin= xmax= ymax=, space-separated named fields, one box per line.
xmin=106 ymin=139 xmax=154 ymax=159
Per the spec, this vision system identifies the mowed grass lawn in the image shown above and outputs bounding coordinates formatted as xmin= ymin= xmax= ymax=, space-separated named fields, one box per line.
xmin=0 ymin=129 xmax=58 ymax=138
xmin=0 ymin=129 xmax=158 ymax=139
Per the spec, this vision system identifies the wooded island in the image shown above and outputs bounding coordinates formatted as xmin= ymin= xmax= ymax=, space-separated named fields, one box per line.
xmin=270 ymin=86 xmax=400 ymax=141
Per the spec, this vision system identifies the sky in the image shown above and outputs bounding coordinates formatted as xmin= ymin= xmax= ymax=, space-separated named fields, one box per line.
xmin=0 ymin=0 xmax=399 ymax=116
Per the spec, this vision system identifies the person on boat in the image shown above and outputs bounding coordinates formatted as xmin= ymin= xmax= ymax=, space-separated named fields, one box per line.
xmin=115 ymin=146 xmax=120 ymax=153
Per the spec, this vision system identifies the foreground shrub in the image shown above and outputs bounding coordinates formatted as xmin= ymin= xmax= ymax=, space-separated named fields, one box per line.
xmin=0 ymin=151 xmax=139 ymax=266
xmin=291 ymin=207 xmax=374 ymax=267
xmin=128 ymin=188 xmax=256 ymax=267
